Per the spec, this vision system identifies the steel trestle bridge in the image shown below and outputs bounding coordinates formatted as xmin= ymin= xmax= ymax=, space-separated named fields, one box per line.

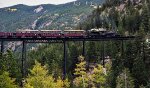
xmin=0 ymin=34 xmax=136 ymax=86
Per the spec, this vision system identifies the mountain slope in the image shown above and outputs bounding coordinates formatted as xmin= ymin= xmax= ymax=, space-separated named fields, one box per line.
xmin=0 ymin=0 xmax=105 ymax=32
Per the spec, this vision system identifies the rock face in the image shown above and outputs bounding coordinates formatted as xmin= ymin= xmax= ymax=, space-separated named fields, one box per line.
xmin=34 ymin=6 xmax=43 ymax=13
xmin=32 ymin=19 xmax=38 ymax=29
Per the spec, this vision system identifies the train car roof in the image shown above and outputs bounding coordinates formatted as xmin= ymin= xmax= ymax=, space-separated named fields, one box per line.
xmin=90 ymin=28 xmax=106 ymax=31
xmin=40 ymin=30 xmax=61 ymax=31
xmin=98 ymin=28 xmax=106 ymax=31
xmin=16 ymin=29 xmax=39 ymax=32
xmin=64 ymin=30 xmax=85 ymax=31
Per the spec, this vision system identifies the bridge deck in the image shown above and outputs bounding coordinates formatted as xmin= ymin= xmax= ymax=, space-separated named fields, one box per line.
xmin=0 ymin=36 xmax=136 ymax=42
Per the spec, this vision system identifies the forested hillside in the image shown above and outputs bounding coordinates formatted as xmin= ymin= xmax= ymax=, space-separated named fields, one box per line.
xmin=0 ymin=0 xmax=150 ymax=88
xmin=0 ymin=0 xmax=105 ymax=32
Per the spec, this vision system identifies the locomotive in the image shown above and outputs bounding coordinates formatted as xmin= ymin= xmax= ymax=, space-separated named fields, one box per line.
xmin=88 ymin=28 xmax=120 ymax=37
xmin=0 ymin=28 xmax=119 ymax=38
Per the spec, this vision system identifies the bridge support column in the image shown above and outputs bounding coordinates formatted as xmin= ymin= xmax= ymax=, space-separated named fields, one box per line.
xmin=21 ymin=41 xmax=26 ymax=87
xmin=63 ymin=41 xmax=67 ymax=79
xmin=82 ymin=41 xmax=85 ymax=56
xmin=121 ymin=40 xmax=124 ymax=61
xmin=1 ymin=41 xmax=4 ymax=53
xmin=142 ymin=42 xmax=145 ymax=62
xmin=102 ymin=41 xmax=105 ymax=67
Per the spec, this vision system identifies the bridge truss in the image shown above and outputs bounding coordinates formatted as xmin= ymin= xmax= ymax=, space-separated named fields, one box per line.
xmin=0 ymin=35 xmax=137 ymax=86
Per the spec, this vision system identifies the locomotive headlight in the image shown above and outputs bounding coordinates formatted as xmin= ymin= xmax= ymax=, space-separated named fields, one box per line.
xmin=146 ymin=38 xmax=150 ymax=48
xmin=146 ymin=39 xmax=149 ymax=43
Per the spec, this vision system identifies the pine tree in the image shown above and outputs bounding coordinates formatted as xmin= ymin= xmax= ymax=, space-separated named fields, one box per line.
xmin=132 ymin=52 xmax=148 ymax=87
xmin=109 ymin=41 xmax=124 ymax=88
xmin=141 ymin=4 xmax=150 ymax=32
xmin=5 ymin=50 xmax=20 ymax=79
xmin=0 ymin=71 xmax=18 ymax=88
xmin=91 ymin=65 xmax=107 ymax=88
xmin=128 ymin=28 xmax=149 ymax=87
xmin=68 ymin=42 xmax=80 ymax=76
xmin=24 ymin=60 xmax=70 ymax=88
xmin=0 ymin=52 xmax=5 ymax=73
xmin=116 ymin=68 xmax=134 ymax=88
xmin=73 ymin=56 xmax=107 ymax=88
xmin=124 ymin=41 xmax=137 ymax=70
xmin=87 ymin=42 xmax=97 ymax=63
xmin=0 ymin=50 xmax=21 ymax=82
xmin=73 ymin=56 xmax=88 ymax=88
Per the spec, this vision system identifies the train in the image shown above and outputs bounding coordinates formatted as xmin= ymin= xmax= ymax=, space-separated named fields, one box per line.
xmin=0 ymin=28 xmax=120 ymax=38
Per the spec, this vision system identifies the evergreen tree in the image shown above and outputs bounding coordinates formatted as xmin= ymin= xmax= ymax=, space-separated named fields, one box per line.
xmin=73 ymin=56 xmax=107 ymax=88
xmin=24 ymin=60 xmax=70 ymax=88
xmin=91 ymin=65 xmax=107 ymax=88
xmin=73 ymin=56 xmax=88 ymax=88
xmin=116 ymin=68 xmax=134 ymax=88
xmin=28 ymin=44 xmax=63 ymax=77
xmin=0 ymin=52 xmax=5 ymax=73
xmin=141 ymin=4 xmax=150 ymax=32
xmin=129 ymin=28 xmax=149 ymax=87
xmin=124 ymin=41 xmax=137 ymax=70
xmin=109 ymin=41 xmax=123 ymax=88
xmin=0 ymin=71 xmax=18 ymax=88
xmin=0 ymin=50 xmax=21 ymax=82
xmin=5 ymin=50 xmax=20 ymax=79
xmin=87 ymin=42 xmax=97 ymax=63
xmin=68 ymin=42 xmax=80 ymax=77
xmin=132 ymin=50 xmax=148 ymax=87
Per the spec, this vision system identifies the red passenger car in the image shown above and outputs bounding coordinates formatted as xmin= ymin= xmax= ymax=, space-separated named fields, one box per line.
xmin=0 ymin=32 xmax=13 ymax=38
xmin=40 ymin=30 xmax=61 ymax=38
xmin=0 ymin=32 xmax=5 ymax=37
xmin=63 ymin=30 xmax=85 ymax=38
xmin=16 ymin=29 xmax=39 ymax=38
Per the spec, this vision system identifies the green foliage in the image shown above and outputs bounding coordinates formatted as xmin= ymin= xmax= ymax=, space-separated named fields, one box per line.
xmin=116 ymin=68 xmax=134 ymax=88
xmin=73 ymin=56 xmax=107 ymax=88
xmin=27 ymin=44 xmax=63 ymax=77
xmin=90 ymin=65 xmax=107 ymax=88
xmin=141 ymin=3 xmax=150 ymax=32
xmin=0 ymin=50 xmax=21 ymax=82
xmin=24 ymin=60 xmax=70 ymax=88
xmin=24 ymin=60 xmax=55 ymax=88
xmin=132 ymin=54 xmax=148 ymax=87
xmin=0 ymin=71 xmax=18 ymax=88
xmin=74 ymin=56 xmax=88 ymax=88
xmin=87 ymin=42 xmax=97 ymax=63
